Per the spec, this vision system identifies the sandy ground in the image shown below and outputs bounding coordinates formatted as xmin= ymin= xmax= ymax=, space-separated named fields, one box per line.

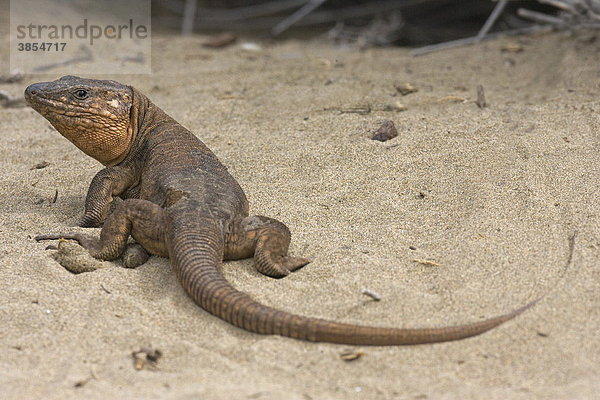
xmin=1 ymin=16 xmax=599 ymax=400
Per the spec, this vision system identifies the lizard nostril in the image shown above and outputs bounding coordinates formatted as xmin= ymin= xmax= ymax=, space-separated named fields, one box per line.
xmin=25 ymin=85 xmax=40 ymax=97
xmin=25 ymin=86 xmax=37 ymax=97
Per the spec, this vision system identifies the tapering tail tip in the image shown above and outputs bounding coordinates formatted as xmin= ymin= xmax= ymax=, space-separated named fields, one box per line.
xmin=309 ymin=296 xmax=542 ymax=346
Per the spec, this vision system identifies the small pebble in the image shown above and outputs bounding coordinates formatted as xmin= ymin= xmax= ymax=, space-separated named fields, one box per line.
xmin=371 ymin=120 xmax=398 ymax=142
xmin=394 ymin=82 xmax=418 ymax=96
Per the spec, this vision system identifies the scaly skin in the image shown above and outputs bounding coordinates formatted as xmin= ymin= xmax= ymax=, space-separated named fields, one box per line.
xmin=25 ymin=76 xmax=538 ymax=345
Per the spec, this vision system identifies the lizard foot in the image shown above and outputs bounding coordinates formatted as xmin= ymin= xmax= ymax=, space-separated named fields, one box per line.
xmin=36 ymin=233 xmax=150 ymax=269
xmin=253 ymin=223 xmax=311 ymax=278
xmin=123 ymin=243 xmax=150 ymax=268
xmin=254 ymin=250 xmax=311 ymax=278
xmin=225 ymin=215 xmax=311 ymax=278
xmin=36 ymin=237 xmax=105 ymax=274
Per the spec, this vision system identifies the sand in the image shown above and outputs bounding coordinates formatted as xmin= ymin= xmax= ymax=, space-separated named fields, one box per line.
xmin=1 ymin=21 xmax=599 ymax=400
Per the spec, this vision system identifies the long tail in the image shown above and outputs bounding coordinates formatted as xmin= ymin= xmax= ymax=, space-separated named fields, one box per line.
xmin=168 ymin=215 xmax=538 ymax=346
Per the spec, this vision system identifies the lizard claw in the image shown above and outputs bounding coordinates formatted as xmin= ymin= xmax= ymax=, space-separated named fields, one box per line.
xmin=34 ymin=232 xmax=96 ymax=250
xmin=254 ymin=254 xmax=311 ymax=279
xmin=35 ymin=233 xmax=71 ymax=241
xmin=34 ymin=235 xmax=71 ymax=250
xmin=282 ymin=256 xmax=311 ymax=272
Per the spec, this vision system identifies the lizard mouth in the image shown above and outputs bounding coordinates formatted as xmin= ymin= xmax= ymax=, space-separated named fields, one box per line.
xmin=24 ymin=83 xmax=87 ymax=118
xmin=24 ymin=82 xmax=68 ymax=112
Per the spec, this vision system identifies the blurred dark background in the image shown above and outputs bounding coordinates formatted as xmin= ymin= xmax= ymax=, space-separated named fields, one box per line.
xmin=151 ymin=0 xmax=558 ymax=46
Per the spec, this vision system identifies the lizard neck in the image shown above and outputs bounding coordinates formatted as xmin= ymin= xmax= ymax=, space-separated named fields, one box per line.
xmin=111 ymin=87 xmax=170 ymax=167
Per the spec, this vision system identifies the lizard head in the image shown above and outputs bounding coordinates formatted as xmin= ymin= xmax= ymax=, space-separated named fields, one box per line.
xmin=25 ymin=75 xmax=137 ymax=166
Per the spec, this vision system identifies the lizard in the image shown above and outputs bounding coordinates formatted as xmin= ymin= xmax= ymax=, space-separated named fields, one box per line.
xmin=25 ymin=75 xmax=539 ymax=345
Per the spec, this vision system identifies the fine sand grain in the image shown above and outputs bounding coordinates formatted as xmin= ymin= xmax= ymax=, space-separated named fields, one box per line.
xmin=1 ymin=16 xmax=599 ymax=400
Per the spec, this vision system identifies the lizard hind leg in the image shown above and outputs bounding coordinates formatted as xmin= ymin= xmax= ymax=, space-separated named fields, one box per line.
xmin=226 ymin=216 xmax=310 ymax=278
xmin=36 ymin=199 xmax=168 ymax=265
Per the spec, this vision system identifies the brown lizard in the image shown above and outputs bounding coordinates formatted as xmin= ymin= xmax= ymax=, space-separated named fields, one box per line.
xmin=25 ymin=75 xmax=538 ymax=345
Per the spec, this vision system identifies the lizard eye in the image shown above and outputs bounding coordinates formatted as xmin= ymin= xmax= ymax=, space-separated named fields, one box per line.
xmin=73 ymin=89 xmax=89 ymax=100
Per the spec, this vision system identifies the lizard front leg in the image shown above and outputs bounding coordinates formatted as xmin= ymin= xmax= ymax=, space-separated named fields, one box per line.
xmin=79 ymin=166 xmax=137 ymax=227
xmin=36 ymin=199 xmax=169 ymax=268
xmin=225 ymin=216 xmax=310 ymax=278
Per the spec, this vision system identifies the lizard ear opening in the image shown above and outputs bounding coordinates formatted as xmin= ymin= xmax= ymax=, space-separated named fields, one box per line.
xmin=128 ymin=85 xmax=140 ymax=140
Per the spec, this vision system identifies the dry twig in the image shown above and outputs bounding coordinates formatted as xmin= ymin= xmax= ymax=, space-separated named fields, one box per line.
xmin=361 ymin=288 xmax=382 ymax=301
xmin=519 ymin=0 xmax=600 ymax=29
